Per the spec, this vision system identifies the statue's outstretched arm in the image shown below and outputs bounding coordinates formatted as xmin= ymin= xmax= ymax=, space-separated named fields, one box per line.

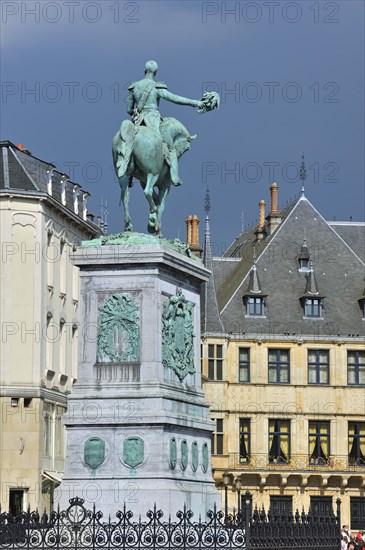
xmin=158 ymin=88 xmax=201 ymax=108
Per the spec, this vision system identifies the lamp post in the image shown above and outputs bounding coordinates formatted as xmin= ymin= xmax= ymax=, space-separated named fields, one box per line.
xmin=244 ymin=491 xmax=252 ymax=550
xmin=222 ymin=471 xmax=230 ymax=521
xmin=235 ymin=477 xmax=242 ymax=515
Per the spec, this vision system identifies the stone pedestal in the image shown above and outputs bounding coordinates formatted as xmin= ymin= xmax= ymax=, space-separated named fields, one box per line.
xmin=57 ymin=234 xmax=219 ymax=518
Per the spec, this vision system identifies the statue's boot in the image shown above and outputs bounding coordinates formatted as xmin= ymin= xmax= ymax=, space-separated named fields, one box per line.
xmin=169 ymin=149 xmax=182 ymax=186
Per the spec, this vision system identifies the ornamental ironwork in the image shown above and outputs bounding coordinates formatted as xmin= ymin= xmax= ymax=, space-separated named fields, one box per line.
xmin=0 ymin=496 xmax=341 ymax=550
xmin=162 ymin=289 xmax=195 ymax=381
xmin=97 ymin=293 xmax=139 ymax=363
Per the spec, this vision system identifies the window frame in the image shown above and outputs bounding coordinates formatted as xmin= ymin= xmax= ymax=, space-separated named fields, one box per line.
xmin=309 ymin=496 xmax=333 ymax=516
xmin=348 ymin=421 xmax=365 ymax=466
xmin=270 ymin=496 xmax=293 ymax=516
xmin=247 ymin=296 xmax=265 ymax=316
xmin=268 ymin=419 xmax=291 ymax=464
xmin=268 ymin=349 xmax=290 ymax=384
xmin=308 ymin=349 xmax=330 ymax=384
xmin=212 ymin=418 xmax=224 ymax=455
xmin=208 ymin=344 xmax=223 ymax=381
xmin=308 ymin=420 xmax=330 ymax=465
xmin=350 ymin=497 xmax=365 ymax=530
xmin=347 ymin=350 xmax=365 ymax=385
xmin=238 ymin=347 xmax=250 ymax=383
xmin=304 ymin=298 xmax=323 ymax=318
xmin=239 ymin=418 xmax=251 ymax=463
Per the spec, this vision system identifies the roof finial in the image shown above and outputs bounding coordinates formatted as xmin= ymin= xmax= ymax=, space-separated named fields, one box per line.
xmin=300 ymin=154 xmax=307 ymax=196
xmin=204 ymin=186 xmax=211 ymax=217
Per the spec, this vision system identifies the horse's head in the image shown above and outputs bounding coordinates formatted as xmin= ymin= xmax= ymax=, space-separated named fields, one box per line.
xmin=162 ymin=118 xmax=197 ymax=159
xmin=174 ymin=132 xmax=197 ymax=159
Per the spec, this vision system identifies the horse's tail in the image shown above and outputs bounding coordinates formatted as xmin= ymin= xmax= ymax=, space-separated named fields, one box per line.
xmin=112 ymin=120 xmax=135 ymax=178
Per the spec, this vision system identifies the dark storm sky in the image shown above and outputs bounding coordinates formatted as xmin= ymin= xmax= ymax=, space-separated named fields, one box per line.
xmin=1 ymin=0 xmax=364 ymax=252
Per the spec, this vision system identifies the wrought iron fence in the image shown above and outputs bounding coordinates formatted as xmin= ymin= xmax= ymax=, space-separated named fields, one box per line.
xmin=0 ymin=495 xmax=341 ymax=550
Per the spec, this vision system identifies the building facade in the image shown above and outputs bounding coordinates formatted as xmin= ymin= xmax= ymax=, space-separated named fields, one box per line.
xmin=201 ymin=183 xmax=365 ymax=528
xmin=0 ymin=141 xmax=100 ymax=514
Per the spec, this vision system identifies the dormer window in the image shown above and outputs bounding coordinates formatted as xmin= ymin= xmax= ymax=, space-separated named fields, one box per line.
xmin=247 ymin=296 xmax=265 ymax=316
xmin=299 ymin=257 xmax=309 ymax=270
xmin=304 ymin=298 xmax=323 ymax=318
xmin=243 ymin=260 xmax=267 ymax=317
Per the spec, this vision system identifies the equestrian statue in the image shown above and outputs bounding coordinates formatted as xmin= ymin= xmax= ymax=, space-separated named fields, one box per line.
xmin=112 ymin=60 xmax=220 ymax=235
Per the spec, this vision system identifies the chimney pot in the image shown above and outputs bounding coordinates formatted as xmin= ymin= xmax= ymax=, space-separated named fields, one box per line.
xmin=258 ymin=200 xmax=266 ymax=230
xmin=270 ymin=182 xmax=279 ymax=215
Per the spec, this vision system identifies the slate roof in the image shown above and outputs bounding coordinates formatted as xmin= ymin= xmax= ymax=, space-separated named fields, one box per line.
xmin=0 ymin=141 xmax=99 ymax=233
xmin=203 ymin=195 xmax=365 ymax=338
xmin=329 ymin=222 xmax=365 ymax=263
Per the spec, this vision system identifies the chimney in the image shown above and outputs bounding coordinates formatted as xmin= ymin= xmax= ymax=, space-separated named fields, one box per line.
xmin=255 ymin=200 xmax=266 ymax=240
xmin=186 ymin=215 xmax=193 ymax=246
xmin=186 ymin=214 xmax=202 ymax=257
xmin=270 ymin=182 xmax=279 ymax=215
xmin=267 ymin=182 xmax=282 ymax=235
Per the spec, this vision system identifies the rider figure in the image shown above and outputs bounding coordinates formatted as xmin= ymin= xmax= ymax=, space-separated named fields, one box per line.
xmin=127 ymin=60 xmax=203 ymax=186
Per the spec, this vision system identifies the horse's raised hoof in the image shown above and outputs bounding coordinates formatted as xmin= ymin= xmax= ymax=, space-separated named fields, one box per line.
xmin=124 ymin=224 xmax=133 ymax=232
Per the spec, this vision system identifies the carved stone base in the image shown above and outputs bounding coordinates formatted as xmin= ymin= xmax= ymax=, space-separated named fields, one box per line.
xmin=57 ymin=235 xmax=219 ymax=517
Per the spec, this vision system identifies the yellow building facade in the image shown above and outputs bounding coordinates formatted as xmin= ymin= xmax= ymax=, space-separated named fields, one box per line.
xmin=200 ymin=184 xmax=365 ymax=528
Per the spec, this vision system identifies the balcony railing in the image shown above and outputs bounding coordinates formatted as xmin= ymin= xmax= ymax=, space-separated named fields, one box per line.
xmin=216 ymin=453 xmax=365 ymax=472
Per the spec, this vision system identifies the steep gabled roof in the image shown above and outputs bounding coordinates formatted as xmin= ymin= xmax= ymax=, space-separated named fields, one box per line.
xmin=206 ymin=195 xmax=364 ymax=338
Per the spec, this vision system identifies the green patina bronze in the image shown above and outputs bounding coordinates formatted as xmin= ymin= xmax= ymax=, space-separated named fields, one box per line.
xmin=162 ymin=289 xmax=195 ymax=381
xmin=82 ymin=231 xmax=199 ymax=260
xmin=169 ymin=438 xmax=177 ymax=470
xmin=97 ymin=293 xmax=139 ymax=363
xmin=84 ymin=437 xmax=105 ymax=469
xmin=191 ymin=441 xmax=198 ymax=472
xmin=202 ymin=443 xmax=209 ymax=473
xmin=181 ymin=440 xmax=188 ymax=471
xmin=123 ymin=436 xmax=144 ymax=468
xmin=112 ymin=60 xmax=220 ymax=236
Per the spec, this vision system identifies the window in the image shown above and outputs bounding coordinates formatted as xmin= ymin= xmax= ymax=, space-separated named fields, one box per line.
xmin=347 ymin=351 xmax=365 ymax=385
xmin=309 ymin=421 xmax=330 ymax=465
xmin=350 ymin=497 xmax=365 ymax=529
xmin=304 ymin=298 xmax=323 ymax=317
xmin=239 ymin=419 xmax=250 ymax=463
xmin=308 ymin=350 xmax=329 ymax=384
xmin=268 ymin=349 xmax=290 ymax=384
xmin=269 ymin=420 xmax=290 ymax=463
xmin=348 ymin=422 xmax=365 ymax=466
xmin=208 ymin=344 xmax=223 ymax=381
xmin=310 ymin=496 xmax=333 ymax=516
xmin=239 ymin=348 xmax=250 ymax=383
xmin=270 ymin=496 xmax=293 ymax=516
xmin=212 ymin=418 xmax=224 ymax=455
xmin=9 ymin=489 xmax=25 ymax=515
xmin=247 ymin=297 xmax=264 ymax=316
